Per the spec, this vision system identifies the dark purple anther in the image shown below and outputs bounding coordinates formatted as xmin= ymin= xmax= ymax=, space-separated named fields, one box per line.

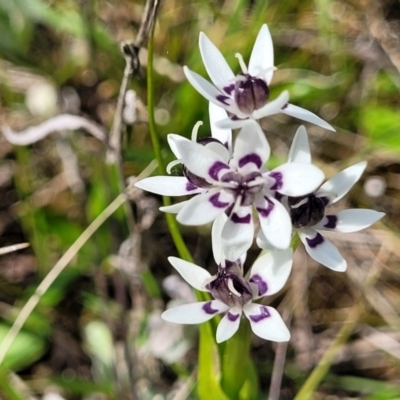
xmin=288 ymin=194 xmax=326 ymax=228
xmin=234 ymin=75 xmax=269 ymax=114
xmin=184 ymin=167 xmax=212 ymax=189
xmin=185 ymin=181 xmax=199 ymax=192
xmin=209 ymin=263 xmax=253 ymax=308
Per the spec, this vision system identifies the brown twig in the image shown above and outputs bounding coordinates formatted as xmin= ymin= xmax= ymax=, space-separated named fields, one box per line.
xmin=268 ymin=309 xmax=292 ymax=400
xmin=107 ymin=0 xmax=160 ymax=162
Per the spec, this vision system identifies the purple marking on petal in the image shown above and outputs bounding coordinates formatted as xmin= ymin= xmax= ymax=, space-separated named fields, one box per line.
xmin=202 ymin=301 xmax=219 ymax=315
xmin=208 ymin=161 xmax=229 ymax=180
xmin=281 ymin=103 xmax=289 ymax=110
xmin=238 ymin=153 xmax=262 ymax=169
xmin=250 ymin=274 xmax=268 ymax=296
xmin=209 ymin=193 xmax=230 ymax=208
xmin=186 ymin=181 xmax=198 ymax=192
xmin=306 ymin=232 xmax=324 ymax=249
xmin=269 ymin=172 xmax=283 ymax=191
xmin=231 ymin=213 xmax=251 ymax=224
xmin=223 ymin=84 xmax=235 ymax=95
xmin=227 ymin=311 xmax=240 ymax=322
xmin=231 ymin=115 xmax=248 ymax=121
xmin=324 ymin=215 xmax=338 ymax=229
xmin=256 ymin=197 xmax=274 ymax=218
xmin=249 ymin=306 xmax=271 ymax=322
xmin=217 ymin=95 xmax=230 ymax=105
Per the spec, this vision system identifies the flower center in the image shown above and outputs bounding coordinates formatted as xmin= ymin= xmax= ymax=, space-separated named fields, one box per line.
xmin=220 ymin=171 xmax=264 ymax=206
xmin=208 ymin=263 xmax=253 ymax=308
xmin=288 ymin=194 xmax=326 ymax=228
xmin=234 ymin=74 xmax=269 ymax=115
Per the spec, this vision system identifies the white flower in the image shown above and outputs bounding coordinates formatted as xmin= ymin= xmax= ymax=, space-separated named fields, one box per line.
xmin=161 ymin=220 xmax=293 ymax=343
xmin=257 ymin=126 xmax=385 ymax=271
xmin=135 ymin=105 xmax=325 ymax=261
xmin=183 ymin=24 xmax=334 ymax=130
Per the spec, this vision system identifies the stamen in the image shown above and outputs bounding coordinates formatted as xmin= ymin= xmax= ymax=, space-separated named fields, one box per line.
xmin=246 ymin=176 xmax=266 ymax=188
xmin=235 ymin=53 xmax=248 ymax=74
xmin=255 ymin=65 xmax=277 ymax=79
xmin=291 ymin=197 xmax=309 ymax=209
xmin=166 ymin=159 xmax=182 ymax=174
xmin=229 ymin=195 xmax=243 ymax=216
xmin=228 ymin=278 xmax=241 ymax=297
xmin=191 ymin=121 xmax=203 ymax=142
xmin=202 ymin=275 xmax=217 ymax=290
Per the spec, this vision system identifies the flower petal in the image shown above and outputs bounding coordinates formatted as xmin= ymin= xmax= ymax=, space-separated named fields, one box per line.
xmin=222 ymin=206 xmax=254 ymax=261
xmin=170 ymin=134 xmax=230 ymax=182
xmin=204 ymin=141 xmax=231 ymax=164
xmin=249 ymin=248 xmax=293 ymax=298
xmin=318 ymin=161 xmax=367 ymax=204
xmin=183 ymin=66 xmax=237 ymax=113
xmin=160 ymin=200 xmax=189 ymax=214
xmin=244 ymin=304 xmax=290 ymax=342
xmin=281 ymin=104 xmax=335 ymax=131
xmin=168 ymin=256 xmax=212 ymax=292
xmin=162 ymin=300 xmax=229 ymax=324
xmin=287 ymin=125 xmax=312 ymax=164
xmin=299 ymin=228 xmax=347 ymax=271
xmin=209 ymin=102 xmax=232 ymax=154
xmin=177 ymin=190 xmax=233 ymax=225
xmin=314 ymin=209 xmax=385 ymax=232
xmin=231 ymin=120 xmax=270 ymax=174
xmin=212 ymin=213 xmax=228 ymax=265
xmin=256 ymin=196 xmax=292 ymax=250
xmin=252 ymin=90 xmax=289 ymax=119
xmin=256 ymin=229 xmax=278 ymax=251
xmin=199 ymin=32 xmax=235 ymax=90
xmin=215 ymin=117 xmax=251 ymax=130
xmin=248 ymin=24 xmax=274 ymax=84
xmin=268 ymin=162 xmax=324 ymax=196
xmin=216 ymin=308 xmax=242 ymax=343
xmin=168 ymin=133 xmax=189 ymax=159
xmin=135 ymin=176 xmax=204 ymax=196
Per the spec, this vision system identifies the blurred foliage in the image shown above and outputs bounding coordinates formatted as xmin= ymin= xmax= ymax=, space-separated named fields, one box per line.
xmin=0 ymin=0 xmax=399 ymax=399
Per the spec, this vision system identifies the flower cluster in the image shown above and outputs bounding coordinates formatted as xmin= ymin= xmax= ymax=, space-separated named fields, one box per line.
xmin=135 ymin=25 xmax=384 ymax=343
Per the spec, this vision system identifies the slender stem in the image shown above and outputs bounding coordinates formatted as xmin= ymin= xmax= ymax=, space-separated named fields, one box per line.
xmin=268 ymin=234 xmax=300 ymax=399
xmin=0 ymin=193 xmax=127 ymax=366
xmin=269 ymin=342 xmax=289 ymax=400
xmin=146 ymin=24 xmax=193 ymax=263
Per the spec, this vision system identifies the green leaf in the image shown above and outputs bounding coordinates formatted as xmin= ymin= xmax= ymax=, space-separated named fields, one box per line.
xmin=197 ymin=321 xmax=230 ymax=400
xmin=0 ymin=324 xmax=46 ymax=371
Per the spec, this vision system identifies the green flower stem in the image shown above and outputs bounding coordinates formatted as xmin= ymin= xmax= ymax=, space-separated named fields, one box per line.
xmin=146 ymin=25 xmax=224 ymax=400
xmin=146 ymin=26 xmax=193 ymax=264
xmin=221 ymin=319 xmax=257 ymax=400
